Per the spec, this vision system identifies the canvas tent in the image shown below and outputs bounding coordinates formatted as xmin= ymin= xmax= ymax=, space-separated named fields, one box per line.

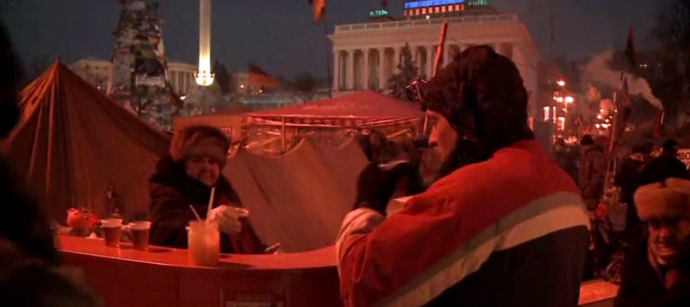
xmin=8 ymin=61 xmax=170 ymax=221
xmin=242 ymin=90 xmax=424 ymax=154
xmin=224 ymin=137 xmax=368 ymax=252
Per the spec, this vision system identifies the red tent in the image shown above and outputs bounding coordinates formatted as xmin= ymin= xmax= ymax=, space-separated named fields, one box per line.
xmin=243 ymin=90 xmax=424 ymax=128
xmin=7 ymin=61 xmax=170 ymax=220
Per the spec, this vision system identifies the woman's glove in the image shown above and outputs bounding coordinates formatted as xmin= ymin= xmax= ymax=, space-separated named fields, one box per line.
xmin=208 ymin=205 xmax=249 ymax=236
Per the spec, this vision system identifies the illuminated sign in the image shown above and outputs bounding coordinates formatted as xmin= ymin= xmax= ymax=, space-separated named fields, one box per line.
xmin=405 ymin=0 xmax=464 ymax=9
xmin=369 ymin=9 xmax=389 ymax=17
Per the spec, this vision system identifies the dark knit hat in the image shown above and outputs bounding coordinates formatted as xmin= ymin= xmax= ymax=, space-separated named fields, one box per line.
xmin=170 ymin=125 xmax=230 ymax=165
xmin=421 ymin=45 xmax=533 ymax=156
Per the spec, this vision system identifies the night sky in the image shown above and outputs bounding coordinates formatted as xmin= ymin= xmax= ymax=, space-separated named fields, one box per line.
xmin=1 ymin=0 xmax=657 ymax=78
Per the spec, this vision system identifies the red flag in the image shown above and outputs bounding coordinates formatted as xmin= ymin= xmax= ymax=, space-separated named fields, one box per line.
xmin=625 ymin=26 xmax=636 ymax=68
xmin=248 ymin=63 xmax=277 ymax=88
xmin=382 ymin=0 xmax=389 ymax=9
xmin=619 ymin=78 xmax=632 ymax=109
xmin=309 ymin=0 xmax=326 ymax=22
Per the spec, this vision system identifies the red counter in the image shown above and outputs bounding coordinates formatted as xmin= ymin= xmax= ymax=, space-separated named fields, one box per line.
xmin=58 ymin=235 xmax=341 ymax=307
xmin=59 ymin=235 xmax=618 ymax=307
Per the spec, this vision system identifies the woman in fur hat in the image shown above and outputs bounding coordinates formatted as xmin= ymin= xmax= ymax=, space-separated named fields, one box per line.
xmin=148 ymin=125 xmax=266 ymax=254
xmin=615 ymin=159 xmax=690 ymax=306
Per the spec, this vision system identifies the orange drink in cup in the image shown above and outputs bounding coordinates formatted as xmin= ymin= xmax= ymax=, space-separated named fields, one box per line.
xmin=187 ymin=220 xmax=220 ymax=266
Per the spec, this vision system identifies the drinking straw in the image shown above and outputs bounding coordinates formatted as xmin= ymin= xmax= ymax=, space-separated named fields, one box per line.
xmin=189 ymin=205 xmax=202 ymax=222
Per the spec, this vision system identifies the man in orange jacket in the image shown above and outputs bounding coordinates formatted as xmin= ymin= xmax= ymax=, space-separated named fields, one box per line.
xmin=336 ymin=46 xmax=590 ymax=306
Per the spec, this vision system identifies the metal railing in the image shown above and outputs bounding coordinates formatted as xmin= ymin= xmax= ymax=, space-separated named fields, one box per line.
xmin=335 ymin=14 xmax=518 ymax=33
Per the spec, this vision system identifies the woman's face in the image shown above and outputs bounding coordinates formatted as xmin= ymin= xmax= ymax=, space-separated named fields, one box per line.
xmin=184 ymin=137 xmax=227 ymax=187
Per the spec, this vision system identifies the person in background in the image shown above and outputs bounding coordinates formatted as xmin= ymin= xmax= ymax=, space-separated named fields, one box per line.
xmin=336 ymin=46 xmax=589 ymax=306
xmin=554 ymin=138 xmax=578 ymax=182
xmin=617 ymin=144 xmax=654 ymax=243
xmin=615 ymin=164 xmax=690 ymax=306
xmin=578 ymin=134 xmax=607 ymax=210
xmin=148 ymin=125 xmax=266 ymax=254
xmin=0 ymin=20 xmax=100 ymax=307
xmin=640 ymin=139 xmax=689 ymax=182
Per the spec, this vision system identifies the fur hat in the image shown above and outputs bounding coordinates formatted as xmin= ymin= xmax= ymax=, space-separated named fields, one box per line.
xmin=170 ymin=125 xmax=230 ymax=165
xmin=634 ymin=178 xmax=690 ymax=221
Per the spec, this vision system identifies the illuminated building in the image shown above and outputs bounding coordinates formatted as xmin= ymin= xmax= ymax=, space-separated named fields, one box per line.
xmin=70 ymin=58 xmax=198 ymax=97
xmin=329 ymin=0 xmax=541 ymax=115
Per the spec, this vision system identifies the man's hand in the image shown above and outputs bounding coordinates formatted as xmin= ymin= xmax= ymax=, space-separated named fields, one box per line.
xmin=353 ymin=163 xmax=398 ymax=215
xmin=208 ymin=205 xmax=249 ymax=236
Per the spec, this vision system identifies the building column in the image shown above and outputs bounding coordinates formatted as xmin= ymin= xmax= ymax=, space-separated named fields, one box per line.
xmin=363 ymin=49 xmax=370 ymax=90
xmin=426 ymin=45 xmax=435 ymax=78
xmin=393 ymin=46 xmax=401 ymax=72
xmin=346 ymin=50 xmax=354 ymax=91
xmin=377 ymin=48 xmax=386 ymax=91
xmin=333 ymin=51 xmax=341 ymax=92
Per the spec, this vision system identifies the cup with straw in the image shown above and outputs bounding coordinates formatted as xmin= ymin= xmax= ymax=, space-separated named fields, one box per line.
xmin=187 ymin=187 xmax=220 ymax=266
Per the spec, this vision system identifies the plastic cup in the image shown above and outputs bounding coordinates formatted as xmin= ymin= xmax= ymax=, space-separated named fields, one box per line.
xmin=187 ymin=220 xmax=220 ymax=266
xmin=130 ymin=221 xmax=151 ymax=250
xmin=101 ymin=218 xmax=123 ymax=247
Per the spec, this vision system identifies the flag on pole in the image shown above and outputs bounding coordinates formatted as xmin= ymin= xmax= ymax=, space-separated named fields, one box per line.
xmin=248 ymin=63 xmax=278 ymax=88
xmin=309 ymin=0 xmax=326 ymax=22
xmin=432 ymin=22 xmax=448 ymax=77
xmin=615 ymin=77 xmax=633 ymax=140
xmin=625 ymin=26 xmax=636 ymax=68
xmin=382 ymin=0 xmax=389 ymax=9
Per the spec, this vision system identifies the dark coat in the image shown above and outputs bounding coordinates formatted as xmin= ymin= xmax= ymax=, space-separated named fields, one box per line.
xmin=578 ymin=145 xmax=607 ymax=204
xmin=615 ymin=240 xmax=666 ymax=307
xmin=663 ymin=236 xmax=690 ymax=307
xmin=148 ymin=155 xmax=265 ymax=254
xmin=616 ymin=236 xmax=690 ymax=307
xmin=0 ymin=154 xmax=59 ymax=264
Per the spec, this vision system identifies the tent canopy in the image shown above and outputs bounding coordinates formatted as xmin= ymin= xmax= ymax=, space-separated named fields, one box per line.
xmin=8 ymin=61 xmax=170 ymax=221
xmin=173 ymin=105 xmax=247 ymax=141
xmin=225 ymin=137 xmax=368 ymax=252
xmin=243 ymin=90 xmax=424 ymax=128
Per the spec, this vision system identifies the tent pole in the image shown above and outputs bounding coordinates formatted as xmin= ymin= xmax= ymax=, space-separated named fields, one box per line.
xmin=281 ymin=118 xmax=287 ymax=153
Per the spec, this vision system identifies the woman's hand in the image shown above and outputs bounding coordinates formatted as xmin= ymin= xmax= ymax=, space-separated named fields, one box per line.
xmin=208 ymin=205 xmax=249 ymax=236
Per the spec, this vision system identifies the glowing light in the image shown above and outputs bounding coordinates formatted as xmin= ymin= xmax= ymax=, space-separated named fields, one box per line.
xmin=556 ymin=97 xmax=564 ymax=103
xmin=404 ymin=0 xmax=465 ymax=9
xmin=543 ymin=106 xmax=551 ymax=121
xmin=556 ymin=79 xmax=566 ymax=87
xmin=597 ymin=114 xmax=602 ymax=120
xmin=565 ymin=96 xmax=574 ymax=104
xmin=426 ymin=15 xmax=431 ymax=19
xmin=240 ymin=84 xmax=245 ymax=89
xmin=595 ymin=124 xmax=601 ymax=129
xmin=180 ymin=96 xmax=186 ymax=100
xmin=196 ymin=0 xmax=214 ymax=86
xmin=557 ymin=117 xmax=566 ymax=130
